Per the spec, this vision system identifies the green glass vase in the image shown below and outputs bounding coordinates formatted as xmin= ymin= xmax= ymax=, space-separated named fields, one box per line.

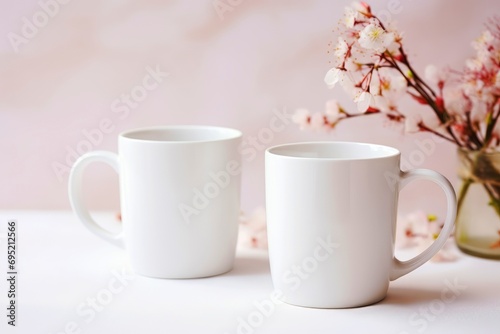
xmin=455 ymin=148 xmax=500 ymax=259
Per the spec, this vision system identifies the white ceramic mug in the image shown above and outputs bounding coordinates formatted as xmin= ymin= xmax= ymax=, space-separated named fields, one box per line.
xmin=265 ymin=142 xmax=457 ymax=308
xmin=69 ymin=126 xmax=242 ymax=278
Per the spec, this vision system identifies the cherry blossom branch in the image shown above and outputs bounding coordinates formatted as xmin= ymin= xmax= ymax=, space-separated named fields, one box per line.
xmin=398 ymin=48 xmax=438 ymax=99
xmin=295 ymin=2 xmax=500 ymax=152
xmin=465 ymin=113 xmax=483 ymax=149
xmin=418 ymin=124 xmax=457 ymax=145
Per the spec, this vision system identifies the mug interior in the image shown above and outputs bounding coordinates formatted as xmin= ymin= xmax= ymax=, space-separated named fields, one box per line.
xmin=267 ymin=142 xmax=399 ymax=160
xmin=121 ymin=126 xmax=242 ymax=143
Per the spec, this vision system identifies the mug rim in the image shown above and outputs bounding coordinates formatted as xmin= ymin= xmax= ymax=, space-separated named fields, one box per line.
xmin=266 ymin=141 xmax=400 ymax=161
xmin=119 ymin=125 xmax=242 ymax=143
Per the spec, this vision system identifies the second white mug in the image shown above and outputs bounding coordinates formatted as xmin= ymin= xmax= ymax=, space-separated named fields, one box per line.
xmin=265 ymin=142 xmax=457 ymax=308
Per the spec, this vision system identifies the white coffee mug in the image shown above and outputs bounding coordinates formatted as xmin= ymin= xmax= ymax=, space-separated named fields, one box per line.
xmin=265 ymin=142 xmax=457 ymax=308
xmin=69 ymin=126 xmax=242 ymax=278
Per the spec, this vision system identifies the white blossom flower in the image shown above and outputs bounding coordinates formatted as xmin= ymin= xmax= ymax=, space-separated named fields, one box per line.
xmin=354 ymin=91 xmax=374 ymax=113
xmin=404 ymin=114 xmax=422 ymax=133
xmin=358 ymin=23 xmax=395 ymax=52
xmin=465 ymin=58 xmax=482 ymax=71
xmin=325 ymin=99 xmax=342 ymax=123
xmin=386 ymin=37 xmax=401 ymax=55
xmin=466 ymin=30 xmax=500 ymax=69
xmin=351 ymin=1 xmax=371 ymax=16
xmin=343 ymin=6 xmax=359 ymax=28
xmin=369 ymin=75 xmax=381 ymax=95
xmin=424 ymin=65 xmax=438 ymax=82
xmin=405 ymin=111 xmax=443 ymax=133
xmin=374 ymin=74 xmax=407 ymax=109
xmin=444 ymin=87 xmax=469 ymax=116
xmin=472 ymin=30 xmax=494 ymax=52
xmin=324 ymin=67 xmax=349 ymax=88
xmin=373 ymin=94 xmax=391 ymax=112
xmin=390 ymin=75 xmax=408 ymax=95
xmin=334 ymin=38 xmax=350 ymax=59
xmin=344 ymin=58 xmax=361 ymax=72
xmin=422 ymin=112 xmax=444 ymax=133
xmin=424 ymin=65 xmax=448 ymax=86
xmin=470 ymin=100 xmax=488 ymax=123
xmin=382 ymin=24 xmax=403 ymax=53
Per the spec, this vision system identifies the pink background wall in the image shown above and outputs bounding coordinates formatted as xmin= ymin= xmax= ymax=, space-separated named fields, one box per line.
xmin=1 ymin=0 xmax=499 ymax=217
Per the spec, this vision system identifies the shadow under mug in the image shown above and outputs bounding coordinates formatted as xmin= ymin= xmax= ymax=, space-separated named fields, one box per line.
xmin=68 ymin=126 xmax=242 ymax=279
xmin=265 ymin=142 xmax=457 ymax=308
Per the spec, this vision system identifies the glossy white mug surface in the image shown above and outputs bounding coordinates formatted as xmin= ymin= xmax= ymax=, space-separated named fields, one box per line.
xmin=69 ymin=126 xmax=242 ymax=278
xmin=265 ymin=142 xmax=457 ymax=308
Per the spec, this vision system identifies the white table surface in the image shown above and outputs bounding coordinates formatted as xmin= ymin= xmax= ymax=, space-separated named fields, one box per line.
xmin=0 ymin=211 xmax=499 ymax=334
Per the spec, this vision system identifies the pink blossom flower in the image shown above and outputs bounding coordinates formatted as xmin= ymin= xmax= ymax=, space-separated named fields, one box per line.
xmin=292 ymin=109 xmax=311 ymax=130
xmin=396 ymin=211 xmax=429 ymax=249
xmin=238 ymin=207 xmax=268 ymax=249
xmin=397 ymin=212 xmax=424 ymax=239
xmin=294 ymin=101 xmax=346 ymax=130
xmin=397 ymin=211 xmax=459 ymax=262
xmin=417 ymin=237 xmax=459 ymax=262
xmin=310 ymin=112 xmax=326 ymax=130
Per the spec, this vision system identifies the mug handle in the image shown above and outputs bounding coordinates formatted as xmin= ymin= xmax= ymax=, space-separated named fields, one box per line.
xmin=390 ymin=169 xmax=457 ymax=281
xmin=68 ymin=151 xmax=124 ymax=248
